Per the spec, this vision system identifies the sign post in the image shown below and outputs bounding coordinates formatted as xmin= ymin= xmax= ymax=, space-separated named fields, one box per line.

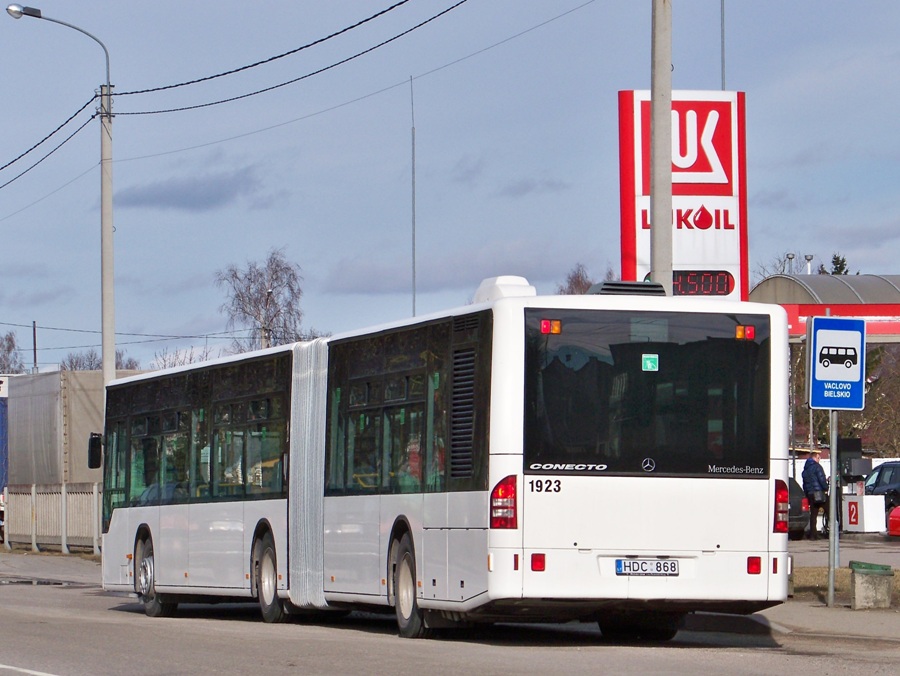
xmin=807 ymin=316 xmax=866 ymax=607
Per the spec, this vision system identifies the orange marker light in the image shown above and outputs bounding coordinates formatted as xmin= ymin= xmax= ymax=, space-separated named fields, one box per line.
xmin=540 ymin=319 xmax=562 ymax=335
xmin=735 ymin=325 xmax=756 ymax=340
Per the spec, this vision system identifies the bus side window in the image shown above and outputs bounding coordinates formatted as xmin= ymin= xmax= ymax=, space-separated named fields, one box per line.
xmin=347 ymin=411 xmax=379 ymax=493
xmin=386 ymin=406 xmax=423 ymax=494
xmin=190 ymin=408 xmax=210 ymax=499
xmin=131 ymin=436 xmax=160 ymax=506
xmin=161 ymin=412 xmax=190 ymax=505
xmin=213 ymin=428 xmax=245 ymax=498
xmin=425 ymin=366 xmax=447 ymax=492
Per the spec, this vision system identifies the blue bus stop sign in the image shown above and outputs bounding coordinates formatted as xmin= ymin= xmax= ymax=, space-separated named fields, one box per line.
xmin=807 ymin=317 xmax=866 ymax=411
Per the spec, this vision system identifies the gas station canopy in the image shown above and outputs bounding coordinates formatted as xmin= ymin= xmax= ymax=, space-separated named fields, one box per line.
xmin=750 ymin=274 xmax=900 ymax=342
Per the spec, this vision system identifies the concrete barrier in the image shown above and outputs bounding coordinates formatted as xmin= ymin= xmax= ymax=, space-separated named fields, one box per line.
xmin=849 ymin=560 xmax=894 ymax=610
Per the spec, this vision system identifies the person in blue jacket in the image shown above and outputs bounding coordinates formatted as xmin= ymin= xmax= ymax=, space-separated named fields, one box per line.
xmin=802 ymin=449 xmax=829 ymax=540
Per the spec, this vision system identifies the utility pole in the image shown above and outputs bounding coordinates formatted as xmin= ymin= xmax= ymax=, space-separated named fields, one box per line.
xmin=7 ymin=5 xmax=116 ymax=385
xmin=650 ymin=0 xmax=673 ymax=295
xmin=410 ymin=76 xmax=417 ymax=317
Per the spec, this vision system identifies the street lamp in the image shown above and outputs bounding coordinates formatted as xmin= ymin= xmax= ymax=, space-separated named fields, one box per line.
xmin=6 ymin=4 xmax=116 ymax=386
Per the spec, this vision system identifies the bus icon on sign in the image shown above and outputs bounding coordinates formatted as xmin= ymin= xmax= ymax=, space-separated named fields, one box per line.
xmin=818 ymin=346 xmax=858 ymax=369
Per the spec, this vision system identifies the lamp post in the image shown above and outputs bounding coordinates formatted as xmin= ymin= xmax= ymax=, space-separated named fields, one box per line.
xmin=7 ymin=4 xmax=115 ymax=386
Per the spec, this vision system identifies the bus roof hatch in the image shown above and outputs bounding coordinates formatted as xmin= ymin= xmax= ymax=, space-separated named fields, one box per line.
xmin=473 ymin=276 xmax=537 ymax=303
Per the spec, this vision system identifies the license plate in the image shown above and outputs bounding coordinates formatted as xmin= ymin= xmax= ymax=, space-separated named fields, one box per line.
xmin=615 ymin=558 xmax=679 ymax=576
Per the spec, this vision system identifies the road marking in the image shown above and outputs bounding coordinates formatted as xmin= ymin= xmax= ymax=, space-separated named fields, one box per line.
xmin=0 ymin=665 xmax=62 ymax=676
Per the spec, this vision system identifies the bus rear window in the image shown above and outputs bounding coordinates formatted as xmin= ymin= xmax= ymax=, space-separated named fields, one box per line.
xmin=523 ymin=309 xmax=771 ymax=478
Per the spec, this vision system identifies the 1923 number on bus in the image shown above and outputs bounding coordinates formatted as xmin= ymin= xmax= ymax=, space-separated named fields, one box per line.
xmin=528 ymin=479 xmax=561 ymax=493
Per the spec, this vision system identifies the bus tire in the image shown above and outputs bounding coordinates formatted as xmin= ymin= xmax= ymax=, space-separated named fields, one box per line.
xmin=394 ymin=533 xmax=430 ymax=638
xmin=136 ymin=536 xmax=177 ymax=618
xmin=256 ymin=532 xmax=287 ymax=623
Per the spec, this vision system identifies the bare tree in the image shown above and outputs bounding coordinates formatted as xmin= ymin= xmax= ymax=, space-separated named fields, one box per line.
xmin=216 ymin=247 xmax=308 ymax=353
xmin=556 ymin=263 xmax=617 ymax=295
xmin=755 ymin=251 xmax=857 ymax=284
xmin=151 ymin=345 xmax=217 ymax=370
xmin=844 ymin=345 xmax=900 ymax=456
xmin=0 ymin=331 xmax=25 ymax=374
xmin=61 ymin=348 xmax=140 ymax=371
xmin=557 ymin=263 xmax=594 ymax=295
xmin=753 ymin=252 xmax=799 ymax=285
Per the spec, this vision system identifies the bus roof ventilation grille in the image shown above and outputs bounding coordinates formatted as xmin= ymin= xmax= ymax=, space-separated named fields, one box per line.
xmin=453 ymin=315 xmax=480 ymax=334
xmin=587 ymin=281 xmax=667 ymax=296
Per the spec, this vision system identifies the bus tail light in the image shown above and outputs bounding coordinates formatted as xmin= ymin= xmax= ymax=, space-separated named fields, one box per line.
xmin=490 ymin=475 xmax=517 ymax=529
xmin=747 ymin=557 xmax=762 ymax=575
xmin=735 ymin=325 xmax=756 ymax=340
xmin=774 ymin=479 xmax=789 ymax=534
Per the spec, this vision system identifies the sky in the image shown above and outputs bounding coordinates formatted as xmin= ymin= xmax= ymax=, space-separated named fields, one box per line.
xmin=1 ymin=1 xmax=899 ymax=370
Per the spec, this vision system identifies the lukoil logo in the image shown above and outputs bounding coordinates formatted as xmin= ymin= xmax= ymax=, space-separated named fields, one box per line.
xmin=640 ymin=99 xmax=735 ymax=197
xmin=671 ymin=109 xmax=726 ymax=184
xmin=641 ymin=206 xmax=736 ymax=230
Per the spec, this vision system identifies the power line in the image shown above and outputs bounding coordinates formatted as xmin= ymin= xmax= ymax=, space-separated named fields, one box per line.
xmin=116 ymin=0 xmax=470 ymax=117
xmin=0 ymin=1 xmax=423 ymax=173
xmin=1 ymin=0 xmax=595 ymax=217
xmin=0 ymin=163 xmax=95 ymax=223
xmin=0 ymin=95 xmax=97 ymax=174
xmin=24 ymin=332 xmax=255 ymax=352
xmin=117 ymin=0 xmax=415 ymax=97
xmin=96 ymin=0 xmax=596 ymax=163
xmin=0 ymin=113 xmax=96 ymax=191
xmin=0 ymin=319 xmax=253 ymax=342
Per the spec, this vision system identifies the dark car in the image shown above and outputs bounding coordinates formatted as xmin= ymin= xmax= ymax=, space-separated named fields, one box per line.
xmin=788 ymin=477 xmax=809 ymax=540
xmin=863 ymin=461 xmax=900 ymax=521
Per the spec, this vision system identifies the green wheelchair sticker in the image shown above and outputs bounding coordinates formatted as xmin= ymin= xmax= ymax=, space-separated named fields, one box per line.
xmin=642 ymin=354 xmax=659 ymax=372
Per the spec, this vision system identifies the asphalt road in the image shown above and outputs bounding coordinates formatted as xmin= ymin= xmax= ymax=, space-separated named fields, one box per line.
xmin=1 ymin=539 xmax=900 ymax=675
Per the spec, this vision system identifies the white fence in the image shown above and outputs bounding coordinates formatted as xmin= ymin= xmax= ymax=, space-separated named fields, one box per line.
xmin=2 ymin=483 xmax=101 ymax=554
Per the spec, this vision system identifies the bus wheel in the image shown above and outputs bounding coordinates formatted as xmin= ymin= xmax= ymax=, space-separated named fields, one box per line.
xmin=256 ymin=532 xmax=287 ymax=623
xmin=136 ymin=537 xmax=177 ymax=618
xmin=394 ymin=533 xmax=430 ymax=638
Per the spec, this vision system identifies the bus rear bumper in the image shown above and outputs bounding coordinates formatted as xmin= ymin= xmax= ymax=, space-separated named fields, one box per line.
xmin=428 ymin=597 xmax=782 ymax=625
xmin=485 ymin=547 xmax=787 ymax=614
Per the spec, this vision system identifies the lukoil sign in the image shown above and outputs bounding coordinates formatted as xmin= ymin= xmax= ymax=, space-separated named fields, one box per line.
xmin=619 ymin=90 xmax=749 ymax=300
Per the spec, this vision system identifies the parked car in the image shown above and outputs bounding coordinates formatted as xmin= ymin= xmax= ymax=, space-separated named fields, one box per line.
xmin=863 ymin=461 xmax=900 ymax=522
xmin=788 ymin=477 xmax=809 ymax=540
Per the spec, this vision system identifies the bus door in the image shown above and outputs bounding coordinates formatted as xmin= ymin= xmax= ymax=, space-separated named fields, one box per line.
xmin=189 ymin=405 xmax=246 ymax=589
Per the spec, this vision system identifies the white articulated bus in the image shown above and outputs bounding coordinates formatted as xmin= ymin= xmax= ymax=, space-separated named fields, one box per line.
xmin=95 ymin=276 xmax=790 ymax=640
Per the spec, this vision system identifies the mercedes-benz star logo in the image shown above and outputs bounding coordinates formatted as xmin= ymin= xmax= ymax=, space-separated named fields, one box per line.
xmin=641 ymin=458 xmax=656 ymax=472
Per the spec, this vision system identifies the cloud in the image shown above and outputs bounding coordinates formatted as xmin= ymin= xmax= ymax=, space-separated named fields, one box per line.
xmin=321 ymin=238 xmax=564 ymax=296
xmin=116 ymin=166 xmax=265 ymax=212
xmin=0 ymin=285 xmax=76 ymax=309
xmin=450 ymin=155 xmax=486 ymax=186
xmin=494 ymin=177 xmax=571 ymax=198
xmin=750 ymin=189 xmax=800 ymax=211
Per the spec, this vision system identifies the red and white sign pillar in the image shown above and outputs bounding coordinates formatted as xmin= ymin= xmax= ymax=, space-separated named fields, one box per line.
xmin=619 ymin=90 xmax=749 ymax=300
